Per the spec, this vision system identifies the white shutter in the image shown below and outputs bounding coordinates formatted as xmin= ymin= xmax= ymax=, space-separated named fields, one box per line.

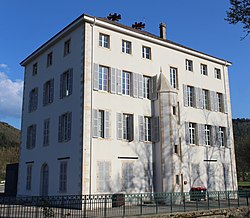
xmin=214 ymin=92 xmax=218 ymax=112
xmin=93 ymin=63 xmax=99 ymax=91
xmin=226 ymin=128 xmax=230 ymax=147
xmin=138 ymin=115 xmax=145 ymax=141
xmin=117 ymin=113 xmax=123 ymax=140
xmin=185 ymin=122 xmax=190 ymax=145
xmin=151 ymin=116 xmax=159 ymax=142
xmin=67 ymin=112 xmax=72 ymax=140
xmin=128 ymin=115 xmax=134 ymax=141
xmin=104 ymin=162 xmax=111 ymax=192
xmin=104 ymin=111 xmax=110 ymax=138
xmin=183 ymin=85 xmax=188 ymax=107
xmin=199 ymin=88 xmax=203 ymax=109
xmin=58 ymin=116 xmax=62 ymax=142
xmin=211 ymin=126 xmax=216 ymax=146
xmin=110 ymin=68 xmax=116 ymax=94
xmin=50 ymin=79 xmax=54 ymax=103
xmin=92 ymin=109 xmax=98 ymax=138
xmin=97 ymin=161 xmax=104 ymax=192
xmin=132 ymin=73 xmax=138 ymax=98
xmin=68 ymin=69 xmax=73 ymax=95
xmin=138 ymin=74 xmax=143 ymax=99
xmin=116 ymin=69 xmax=122 ymax=95
xmin=202 ymin=124 xmax=205 ymax=145
xmin=223 ymin=94 xmax=228 ymax=113
xmin=150 ymin=75 xmax=157 ymax=100
xmin=216 ymin=126 xmax=220 ymax=147
xmin=195 ymin=87 xmax=200 ymax=109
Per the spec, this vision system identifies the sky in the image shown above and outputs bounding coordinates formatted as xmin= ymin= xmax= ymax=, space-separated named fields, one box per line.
xmin=0 ymin=0 xmax=249 ymax=129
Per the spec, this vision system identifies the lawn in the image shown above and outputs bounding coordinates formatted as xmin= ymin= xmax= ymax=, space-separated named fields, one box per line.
xmin=238 ymin=181 xmax=250 ymax=186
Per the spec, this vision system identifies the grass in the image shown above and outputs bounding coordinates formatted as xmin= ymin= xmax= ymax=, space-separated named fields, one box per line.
xmin=238 ymin=181 xmax=250 ymax=186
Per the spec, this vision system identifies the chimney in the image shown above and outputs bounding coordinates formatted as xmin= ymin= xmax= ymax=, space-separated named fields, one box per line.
xmin=159 ymin=22 xmax=167 ymax=39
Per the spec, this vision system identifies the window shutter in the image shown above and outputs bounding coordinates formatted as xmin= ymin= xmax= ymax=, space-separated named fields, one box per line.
xmin=198 ymin=88 xmax=203 ymax=109
xmin=97 ymin=161 xmax=104 ymax=192
xmin=43 ymin=83 xmax=46 ymax=106
xmin=60 ymin=74 xmax=63 ymax=99
xmin=211 ymin=126 xmax=215 ymax=146
xmin=132 ymin=73 xmax=138 ymax=98
xmin=138 ymin=74 xmax=143 ymax=99
xmin=68 ymin=69 xmax=73 ymax=95
xmin=93 ymin=63 xmax=99 ymax=91
xmin=116 ymin=69 xmax=122 ymax=95
xmin=139 ymin=115 xmax=145 ymax=141
xmin=128 ymin=115 xmax=134 ymax=141
xmin=34 ymin=88 xmax=38 ymax=110
xmin=104 ymin=111 xmax=110 ymax=138
xmin=150 ymin=75 xmax=157 ymax=100
xmin=214 ymin=92 xmax=218 ymax=112
xmin=117 ymin=113 xmax=123 ymax=140
xmin=202 ymin=124 xmax=206 ymax=145
xmin=183 ymin=85 xmax=188 ymax=107
xmin=110 ymin=68 xmax=116 ymax=94
xmin=197 ymin=124 xmax=203 ymax=145
xmin=50 ymin=79 xmax=54 ymax=103
xmin=32 ymin=125 xmax=36 ymax=148
xmin=223 ymin=94 xmax=228 ymax=113
xmin=226 ymin=127 xmax=230 ymax=147
xmin=58 ymin=115 xmax=62 ymax=142
xmin=67 ymin=112 xmax=72 ymax=140
xmin=216 ymin=126 xmax=220 ymax=147
xmin=104 ymin=162 xmax=111 ymax=192
xmin=152 ymin=116 xmax=159 ymax=142
xmin=185 ymin=122 xmax=190 ymax=145
xmin=92 ymin=109 xmax=98 ymax=138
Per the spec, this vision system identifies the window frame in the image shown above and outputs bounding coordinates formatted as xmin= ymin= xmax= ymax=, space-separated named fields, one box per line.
xmin=60 ymin=69 xmax=73 ymax=98
xmin=144 ymin=117 xmax=152 ymax=142
xmin=26 ymin=164 xmax=32 ymax=190
xmin=47 ymin=52 xmax=53 ymax=67
xmin=122 ymin=71 xmax=131 ymax=96
xmin=202 ymin=89 xmax=209 ymax=110
xmin=219 ymin=127 xmax=225 ymax=147
xmin=189 ymin=123 xmax=196 ymax=145
xmin=217 ymin=92 xmax=223 ymax=112
xmin=29 ymin=87 xmax=38 ymax=112
xmin=32 ymin=63 xmax=38 ymax=76
xmin=99 ymin=33 xmax=110 ymax=48
xmin=98 ymin=110 xmax=105 ymax=138
xmin=98 ymin=65 xmax=109 ymax=92
xmin=43 ymin=118 xmax=50 ymax=146
xmin=64 ymin=39 xmax=71 ymax=56
xmin=200 ymin=64 xmax=208 ymax=76
xmin=186 ymin=59 xmax=193 ymax=71
xmin=27 ymin=124 xmax=36 ymax=149
xmin=122 ymin=40 xmax=132 ymax=54
xmin=143 ymin=76 xmax=150 ymax=99
xmin=205 ymin=125 xmax=211 ymax=146
xmin=187 ymin=86 xmax=194 ymax=107
xmin=170 ymin=67 xmax=178 ymax=89
xmin=215 ymin=68 xmax=221 ymax=79
xmin=123 ymin=113 xmax=133 ymax=141
xmin=142 ymin=46 xmax=151 ymax=59
xmin=59 ymin=161 xmax=68 ymax=193
xmin=58 ymin=112 xmax=72 ymax=142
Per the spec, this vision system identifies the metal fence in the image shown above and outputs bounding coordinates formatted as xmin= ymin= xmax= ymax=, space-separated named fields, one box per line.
xmin=0 ymin=190 xmax=249 ymax=218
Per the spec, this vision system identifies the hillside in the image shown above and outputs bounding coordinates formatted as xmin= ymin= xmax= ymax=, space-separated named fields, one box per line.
xmin=233 ymin=118 xmax=250 ymax=182
xmin=0 ymin=122 xmax=20 ymax=181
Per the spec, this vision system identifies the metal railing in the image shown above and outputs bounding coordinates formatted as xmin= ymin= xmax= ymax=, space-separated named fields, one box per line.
xmin=0 ymin=190 xmax=249 ymax=217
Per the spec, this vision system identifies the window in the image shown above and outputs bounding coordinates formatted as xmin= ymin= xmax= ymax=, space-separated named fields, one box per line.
xmin=27 ymin=124 xmax=36 ymax=149
xmin=60 ymin=69 xmax=73 ymax=98
xmin=144 ymin=117 xmax=151 ymax=141
xmin=217 ymin=93 xmax=223 ymax=112
xmin=186 ymin=59 xmax=193 ymax=71
xmin=58 ymin=112 xmax=72 ymax=142
xmin=29 ymin=88 xmax=38 ymax=112
xmin=143 ymin=76 xmax=150 ymax=99
xmin=215 ymin=68 xmax=221 ymax=79
xmin=219 ymin=127 xmax=225 ymax=146
xmin=176 ymin=175 xmax=180 ymax=185
xmin=189 ymin=123 xmax=196 ymax=145
xmin=99 ymin=66 xmax=109 ymax=91
xmin=32 ymin=63 xmax=38 ymax=76
xmin=97 ymin=161 xmax=111 ymax=192
xmin=205 ymin=125 xmax=211 ymax=145
xmin=142 ymin=46 xmax=151 ymax=59
xmin=200 ymin=64 xmax=208 ymax=75
xmin=43 ymin=79 xmax=54 ymax=106
xmin=122 ymin=71 xmax=131 ymax=95
xmin=98 ymin=110 xmax=105 ymax=138
xmin=187 ymin=86 xmax=194 ymax=107
xmin=173 ymin=106 xmax=176 ymax=115
xmin=202 ymin=89 xmax=209 ymax=110
xmin=64 ymin=39 xmax=71 ymax=56
xmin=26 ymin=164 xmax=32 ymax=190
xmin=47 ymin=52 xmax=53 ymax=67
xmin=43 ymin=118 xmax=50 ymax=146
xmin=122 ymin=162 xmax=134 ymax=190
xmin=59 ymin=161 xmax=67 ymax=192
xmin=122 ymin=40 xmax=132 ymax=54
xmin=123 ymin=114 xmax=133 ymax=141
xmin=99 ymin=33 xmax=110 ymax=48
xmin=170 ymin=67 xmax=178 ymax=89
xmin=174 ymin=145 xmax=178 ymax=154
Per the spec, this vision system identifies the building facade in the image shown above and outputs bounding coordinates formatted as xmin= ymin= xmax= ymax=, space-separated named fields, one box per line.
xmin=17 ymin=14 xmax=237 ymax=196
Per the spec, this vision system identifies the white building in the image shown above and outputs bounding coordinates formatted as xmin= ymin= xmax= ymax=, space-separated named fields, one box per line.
xmin=17 ymin=13 xmax=237 ymax=196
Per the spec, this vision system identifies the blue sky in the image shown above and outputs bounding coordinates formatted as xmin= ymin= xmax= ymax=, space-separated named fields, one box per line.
xmin=0 ymin=0 xmax=249 ymax=129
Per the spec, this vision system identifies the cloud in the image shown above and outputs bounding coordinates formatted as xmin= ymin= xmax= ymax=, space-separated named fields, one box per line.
xmin=0 ymin=68 xmax=23 ymax=119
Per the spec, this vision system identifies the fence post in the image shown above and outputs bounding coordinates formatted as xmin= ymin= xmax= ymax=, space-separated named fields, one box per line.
xmin=237 ymin=191 xmax=240 ymax=207
xmin=140 ymin=194 xmax=143 ymax=215
xmin=227 ymin=192 xmax=230 ymax=208
xmin=170 ymin=193 xmax=173 ymax=213
xmin=207 ymin=192 xmax=210 ymax=210
xmin=183 ymin=193 xmax=186 ymax=212
xmin=218 ymin=192 xmax=221 ymax=209
xmin=155 ymin=193 xmax=158 ymax=214
xmin=104 ymin=195 xmax=107 ymax=218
